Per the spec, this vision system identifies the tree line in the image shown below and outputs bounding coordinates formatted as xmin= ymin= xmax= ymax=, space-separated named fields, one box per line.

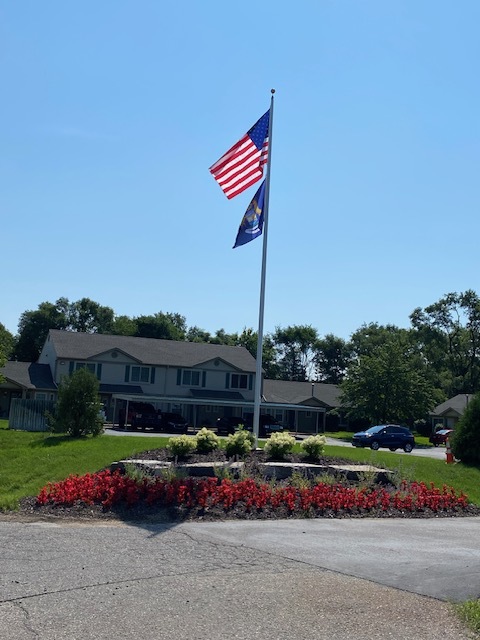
xmin=1 ymin=290 xmax=480 ymax=426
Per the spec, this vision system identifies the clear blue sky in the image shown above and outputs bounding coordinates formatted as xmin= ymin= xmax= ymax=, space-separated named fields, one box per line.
xmin=2 ymin=1 xmax=479 ymax=341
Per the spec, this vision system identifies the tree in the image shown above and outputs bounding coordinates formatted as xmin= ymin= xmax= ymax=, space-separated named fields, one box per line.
xmin=235 ymin=328 xmax=279 ymax=379
xmin=111 ymin=315 xmax=138 ymax=336
xmin=209 ymin=328 xmax=237 ymax=345
xmin=340 ymin=333 xmax=439 ymax=425
xmin=13 ymin=297 xmax=116 ymax=361
xmin=14 ymin=300 xmax=68 ymax=361
xmin=314 ymin=334 xmax=352 ymax=384
xmin=47 ymin=368 xmax=103 ymax=437
xmin=186 ymin=326 xmax=212 ymax=342
xmin=349 ymin=322 xmax=410 ymax=358
xmin=0 ymin=323 xmax=14 ymax=360
xmin=410 ymin=290 xmax=480 ymax=396
xmin=134 ymin=312 xmax=186 ymax=340
xmin=67 ymin=298 xmax=114 ymax=333
xmin=451 ymin=392 xmax=480 ymax=464
xmin=273 ymin=325 xmax=318 ymax=381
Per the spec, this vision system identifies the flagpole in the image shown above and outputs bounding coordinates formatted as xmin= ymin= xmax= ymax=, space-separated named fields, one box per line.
xmin=252 ymin=89 xmax=275 ymax=446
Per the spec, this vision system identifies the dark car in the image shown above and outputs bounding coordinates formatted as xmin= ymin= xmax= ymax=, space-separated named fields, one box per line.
xmin=243 ymin=414 xmax=285 ymax=438
xmin=352 ymin=424 xmax=415 ymax=453
xmin=119 ymin=402 xmax=156 ymax=428
xmin=429 ymin=428 xmax=454 ymax=447
xmin=216 ymin=416 xmax=246 ymax=435
xmin=160 ymin=412 xmax=189 ymax=434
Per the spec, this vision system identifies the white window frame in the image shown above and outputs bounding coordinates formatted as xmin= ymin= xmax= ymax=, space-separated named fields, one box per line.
xmin=230 ymin=373 xmax=248 ymax=389
xmin=181 ymin=369 xmax=201 ymax=387
xmin=130 ymin=366 xmax=151 ymax=383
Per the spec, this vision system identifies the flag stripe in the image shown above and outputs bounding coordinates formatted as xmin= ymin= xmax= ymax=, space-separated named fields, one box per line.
xmin=209 ymin=110 xmax=270 ymax=199
xmin=214 ymin=144 xmax=260 ymax=183
xmin=213 ymin=141 xmax=269 ymax=199
xmin=216 ymin=152 xmax=261 ymax=188
xmin=224 ymin=171 xmax=264 ymax=200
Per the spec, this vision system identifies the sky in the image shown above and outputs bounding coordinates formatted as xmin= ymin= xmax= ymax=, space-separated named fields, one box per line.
xmin=1 ymin=1 xmax=479 ymax=342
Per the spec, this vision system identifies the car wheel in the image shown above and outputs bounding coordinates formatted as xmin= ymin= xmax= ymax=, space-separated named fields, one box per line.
xmin=403 ymin=443 xmax=413 ymax=453
xmin=370 ymin=441 xmax=380 ymax=451
xmin=389 ymin=447 xmax=397 ymax=451
xmin=434 ymin=443 xmax=439 ymax=447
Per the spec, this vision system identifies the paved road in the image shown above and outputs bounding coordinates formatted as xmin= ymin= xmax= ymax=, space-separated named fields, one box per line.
xmin=324 ymin=437 xmax=448 ymax=460
xmin=1 ymin=516 xmax=479 ymax=640
xmin=104 ymin=428 xmax=447 ymax=460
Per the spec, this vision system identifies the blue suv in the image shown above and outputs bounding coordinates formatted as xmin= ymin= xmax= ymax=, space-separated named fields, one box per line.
xmin=352 ymin=424 xmax=415 ymax=453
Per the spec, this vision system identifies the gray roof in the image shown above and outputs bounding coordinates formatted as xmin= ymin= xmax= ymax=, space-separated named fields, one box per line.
xmin=263 ymin=380 xmax=341 ymax=409
xmin=1 ymin=362 xmax=56 ymax=390
xmin=431 ymin=394 xmax=473 ymax=417
xmin=47 ymin=329 xmax=257 ymax=372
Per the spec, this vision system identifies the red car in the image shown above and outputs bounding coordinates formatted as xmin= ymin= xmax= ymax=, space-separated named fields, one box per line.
xmin=429 ymin=429 xmax=454 ymax=446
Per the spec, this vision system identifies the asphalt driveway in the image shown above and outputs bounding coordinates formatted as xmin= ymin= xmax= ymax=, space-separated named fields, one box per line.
xmin=1 ymin=515 xmax=479 ymax=640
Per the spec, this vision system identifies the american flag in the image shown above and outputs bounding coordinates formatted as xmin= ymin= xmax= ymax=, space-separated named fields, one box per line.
xmin=209 ymin=110 xmax=270 ymax=199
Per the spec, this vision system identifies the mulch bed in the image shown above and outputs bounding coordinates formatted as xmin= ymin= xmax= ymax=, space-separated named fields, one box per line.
xmin=5 ymin=448 xmax=480 ymax=523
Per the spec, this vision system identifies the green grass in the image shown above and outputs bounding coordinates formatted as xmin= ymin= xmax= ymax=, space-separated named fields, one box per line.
xmin=316 ymin=442 xmax=480 ymax=506
xmin=0 ymin=421 xmax=170 ymax=510
xmin=455 ymin=599 xmax=480 ymax=635
xmin=1 ymin=420 xmax=479 ymax=510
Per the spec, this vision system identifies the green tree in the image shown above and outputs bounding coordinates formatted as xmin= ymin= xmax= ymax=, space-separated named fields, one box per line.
xmin=48 ymin=368 xmax=103 ymax=437
xmin=186 ymin=326 xmax=212 ymax=342
xmin=209 ymin=328 xmax=237 ymax=345
xmin=67 ymin=298 xmax=114 ymax=333
xmin=14 ymin=300 xmax=68 ymax=361
xmin=410 ymin=290 xmax=480 ymax=396
xmin=314 ymin=334 xmax=352 ymax=384
xmin=111 ymin=315 xmax=138 ymax=336
xmin=340 ymin=333 xmax=439 ymax=425
xmin=0 ymin=323 xmax=14 ymax=360
xmin=273 ymin=325 xmax=318 ymax=381
xmin=235 ymin=328 xmax=279 ymax=379
xmin=134 ymin=312 xmax=186 ymax=340
xmin=451 ymin=392 xmax=480 ymax=464
xmin=349 ymin=323 xmax=410 ymax=358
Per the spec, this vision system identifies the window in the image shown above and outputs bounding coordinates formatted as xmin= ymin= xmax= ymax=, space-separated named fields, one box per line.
xmin=131 ymin=366 xmax=150 ymax=383
xmin=70 ymin=361 xmax=102 ymax=379
xmin=75 ymin=362 xmax=96 ymax=374
xmin=182 ymin=370 xmax=201 ymax=386
xmin=124 ymin=365 xmax=154 ymax=384
xmin=230 ymin=373 xmax=248 ymax=389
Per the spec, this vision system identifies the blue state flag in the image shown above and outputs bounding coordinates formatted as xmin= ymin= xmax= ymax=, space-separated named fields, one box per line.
xmin=233 ymin=180 xmax=266 ymax=248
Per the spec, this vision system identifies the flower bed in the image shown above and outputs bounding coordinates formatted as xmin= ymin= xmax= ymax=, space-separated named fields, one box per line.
xmin=34 ymin=469 xmax=477 ymax=521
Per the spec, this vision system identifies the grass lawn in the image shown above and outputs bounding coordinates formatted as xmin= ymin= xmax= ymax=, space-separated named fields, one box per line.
xmin=1 ymin=419 xmax=480 ymax=510
xmin=455 ymin=599 xmax=480 ymax=635
xmin=316 ymin=442 xmax=480 ymax=506
xmin=0 ymin=420 xmax=170 ymax=510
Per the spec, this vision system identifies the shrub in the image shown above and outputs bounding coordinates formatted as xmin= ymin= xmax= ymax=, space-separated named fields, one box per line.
xmin=300 ymin=435 xmax=326 ymax=460
xmin=224 ymin=429 xmax=254 ymax=458
xmin=46 ymin=368 xmax=103 ymax=437
xmin=195 ymin=427 xmax=220 ymax=454
xmin=264 ymin=432 xmax=296 ymax=459
xmin=168 ymin=435 xmax=197 ymax=458
xmin=451 ymin=392 xmax=480 ymax=464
